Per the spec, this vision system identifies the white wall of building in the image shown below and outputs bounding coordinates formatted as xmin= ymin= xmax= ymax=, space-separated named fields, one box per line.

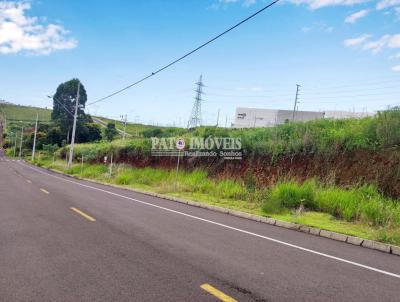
xmin=232 ymin=107 xmax=372 ymax=128
xmin=233 ymin=107 xmax=324 ymax=128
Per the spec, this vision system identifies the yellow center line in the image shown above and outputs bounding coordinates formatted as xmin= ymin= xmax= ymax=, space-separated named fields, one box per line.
xmin=70 ymin=207 xmax=96 ymax=222
xmin=40 ymin=188 xmax=49 ymax=194
xmin=200 ymin=284 xmax=238 ymax=302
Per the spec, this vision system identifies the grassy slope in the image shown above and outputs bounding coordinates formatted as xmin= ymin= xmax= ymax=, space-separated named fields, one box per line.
xmin=92 ymin=116 xmax=157 ymax=137
xmin=0 ymin=103 xmax=52 ymax=122
xmin=0 ymin=103 xmax=156 ymax=135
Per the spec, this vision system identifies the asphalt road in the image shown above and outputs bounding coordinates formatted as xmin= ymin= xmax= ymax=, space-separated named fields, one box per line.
xmin=1 ymin=154 xmax=400 ymax=302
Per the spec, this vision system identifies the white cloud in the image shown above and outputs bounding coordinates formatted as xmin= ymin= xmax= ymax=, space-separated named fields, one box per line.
xmin=214 ymin=0 xmax=257 ymax=8
xmin=301 ymin=21 xmax=334 ymax=33
xmin=344 ymin=34 xmax=371 ymax=47
xmin=249 ymin=86 xmax=264 ymax=92
xmin=363 ymin=35 xmax=391 ymax=53
xmin=376 ymin=0 xmax=400 ymax=10
xmin=395 ymin=6 xmax=400 ymax=18
xmin=345 ymin=34 xmax=400 ymax=53
xmin=345 ymin=9 xmax=370 ymax=23
xmin=392 ymin=64 xmax=400 ymax=71
xmin=363 ymin=34 xmax=400 ymax=53
xmin=289 ymin=0 xmax=369 ymax=10
xmin=389 ymin=52 xmax=400 ymax=59
xmin=216 ymin=0 xmax=370 ymax=9
xmin=0 ymin=1 xmax=77 ymax=55
xmin=244 ymin=0 xmax=257 ymax=6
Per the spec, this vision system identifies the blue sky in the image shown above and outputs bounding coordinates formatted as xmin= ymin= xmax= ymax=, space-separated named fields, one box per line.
xmin=0 ymin=0 xmax=399 ymax=126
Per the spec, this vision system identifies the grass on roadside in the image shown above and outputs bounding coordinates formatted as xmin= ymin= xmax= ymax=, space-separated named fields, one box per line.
xmin=31 ymin=155 xmax=400 ymax=246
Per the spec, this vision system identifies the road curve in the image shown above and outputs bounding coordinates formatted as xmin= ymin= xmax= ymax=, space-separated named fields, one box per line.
xmin=0 ymin=154 xmax=399 ymax=301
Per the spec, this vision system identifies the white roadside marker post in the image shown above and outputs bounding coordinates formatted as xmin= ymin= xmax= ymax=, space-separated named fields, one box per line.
xmin=109 ymin=153 xmax=113 ymax=177
xmin=81 ymin=155 xmax=84 ymax=176
xmin=174 ymin=138 xmax=185 ymax=192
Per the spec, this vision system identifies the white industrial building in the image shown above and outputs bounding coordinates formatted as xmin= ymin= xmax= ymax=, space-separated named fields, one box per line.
xmin=232 ymin=107 xmax=370 ymax=128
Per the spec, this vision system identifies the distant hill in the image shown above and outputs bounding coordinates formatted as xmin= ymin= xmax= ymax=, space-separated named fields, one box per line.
xmin=0 ymin=103 xmax=52 ymax=123
xmin=0 ymin=102 xmax=158 ymax=135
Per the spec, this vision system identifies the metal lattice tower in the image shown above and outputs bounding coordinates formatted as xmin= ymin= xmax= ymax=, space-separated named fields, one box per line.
xmin=187 ymin=75 xmax=204 ymax=129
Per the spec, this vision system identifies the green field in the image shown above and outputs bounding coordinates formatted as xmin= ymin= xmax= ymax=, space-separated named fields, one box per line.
xmin=0 ymin=102 xmax=161 ymax=135
xmin=0 ymin=103 xmax=52 ymax=123
xmin=92 ymin=116 xmax=160 ymax=137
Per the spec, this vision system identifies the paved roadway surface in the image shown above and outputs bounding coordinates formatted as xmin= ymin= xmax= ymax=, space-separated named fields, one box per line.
xmin=0 ymin=153 xmax=400 ymax=302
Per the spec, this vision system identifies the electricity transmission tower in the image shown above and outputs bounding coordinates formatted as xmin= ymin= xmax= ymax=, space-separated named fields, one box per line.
xmin=187 ymin=75 xmax=204 ymax=129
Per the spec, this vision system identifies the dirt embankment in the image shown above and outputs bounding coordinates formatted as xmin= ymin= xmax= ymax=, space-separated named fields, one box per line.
xmin=116 ymin=148 xmax=400 ymax=199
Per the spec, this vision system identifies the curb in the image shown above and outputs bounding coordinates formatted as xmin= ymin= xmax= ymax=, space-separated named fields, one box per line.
xmin=33 ymin=162 xmax=400 ymax=257
xmin=136 ymin=191 xmax=400 ymax=256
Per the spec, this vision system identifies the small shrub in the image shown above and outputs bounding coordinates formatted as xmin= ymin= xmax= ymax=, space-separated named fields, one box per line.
xmin=115 ymin=171 xmax=134 ymax=185
xmin=315 ymin=187 xmax=359 ymax=221
xmin=262 ymin=180 xmax=316 ymax=213
xmin=81 ymin=164 xmax=108 ymax=178
xmin=215 ymin=179 xmax=248 ymax=200
xmin=261 ymin=190 xmax=283 ymax=213
xmin=179 ymin=170 xmax=211 ymax=192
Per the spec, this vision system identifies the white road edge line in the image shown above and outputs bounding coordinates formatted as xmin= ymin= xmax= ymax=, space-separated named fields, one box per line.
xmin=18 ymin=161 xmax=400 ymax=280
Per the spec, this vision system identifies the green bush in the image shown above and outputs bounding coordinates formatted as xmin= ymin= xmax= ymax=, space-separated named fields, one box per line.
xmin=81 ymin=164 xmax=108 ymax=178
xmin=262 ymin=180 xmax=316 ymax=213
xmin=215 ymin=179 xmax=248 ymax=200
xmin=316 ymin=187 xmax=360 ymax=221
xmin=115 ymin=171 xmax=134 ymax=185
xmin=179 ymin=170 xmax=213 ymax=193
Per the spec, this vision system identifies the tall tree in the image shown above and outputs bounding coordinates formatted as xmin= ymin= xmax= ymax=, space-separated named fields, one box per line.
xmin=51 ymin=79 xmax=89 ymax=141
xmin=104 ymin=122 xmax=118 ymax=141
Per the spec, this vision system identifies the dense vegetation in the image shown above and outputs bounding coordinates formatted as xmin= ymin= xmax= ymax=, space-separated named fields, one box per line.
xmin=262 ymin=180 xmax=400 ymax=227
xmin=58 ymin=107 xmax=400 ymax=162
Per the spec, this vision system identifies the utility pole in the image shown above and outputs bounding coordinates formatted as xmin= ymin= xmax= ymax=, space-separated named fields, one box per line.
xmin=292 ymin=84 xmax=300 ymax=122
xmin=216 ymin=109 xmax=220 ymax=127
xmin=0 ymin=116 xmax=3 ymax=150
xmin=13 ymin=132 xmax=17 ymax=157
xmin=19 ymin=127 xmax=23 ymax=159
xmin=121 ymin=114 xmax=127 ymax=140
xmin=68 ymin=82 xmax=80 ymax=168
xmin=187 ymin=75 xmax=204 ymax=129
xmin=32 ymin=113 xmax=38 ymax=161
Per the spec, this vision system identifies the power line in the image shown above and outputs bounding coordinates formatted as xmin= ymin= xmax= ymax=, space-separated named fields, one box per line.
xmin=304 ymin=78 xmax=400 ymax=91
xmin=301 ymin=85 xmax=400 ymax=95
xmin=205 ymin=83 xmax=400 ymax=98
xmin=87 ymin=0 xmax=281 ymax=106
xmin=49 ymin=96 xmax=75 ymax=117
xmin=301 ymin=91 xmax=400 ymax=100
xmin=206 ymin=92 xmax=295 ymax=98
